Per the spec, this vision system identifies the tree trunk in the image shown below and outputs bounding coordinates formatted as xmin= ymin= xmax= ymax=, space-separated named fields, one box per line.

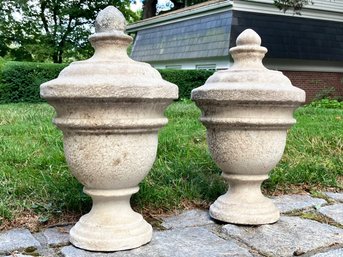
xmin=57 ymin=50 xmax=63 ymax=63
xmin=52 ymin=50 xmax=63 ymax=63
xmin=52 ymin=51 xmax=59 ymax=63
xmin=142 ymin=0 xmax=158 ymax=19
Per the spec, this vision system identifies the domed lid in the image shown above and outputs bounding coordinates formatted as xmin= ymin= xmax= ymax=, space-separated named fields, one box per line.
xmin=191 ymin=29 xmax=305 ymax=104
xmin=41 ymin=6 xmax=178 ymax=100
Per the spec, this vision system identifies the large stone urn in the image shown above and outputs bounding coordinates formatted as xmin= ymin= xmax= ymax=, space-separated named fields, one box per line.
xmin=40 ymin=6 xmax=178 ymax=251
xmin=191 ymin=29 xmax=305 ymax=225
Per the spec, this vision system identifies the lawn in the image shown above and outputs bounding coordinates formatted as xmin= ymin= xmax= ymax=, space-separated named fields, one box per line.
xmin=0 ymin=101 xmax=342 ymax=229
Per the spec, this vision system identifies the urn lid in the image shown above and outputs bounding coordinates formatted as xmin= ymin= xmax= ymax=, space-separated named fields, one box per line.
xmin=191 ymin=29 xmax=305 ymax=104
xmin=41 ymin=6 xmax=178 ymax=100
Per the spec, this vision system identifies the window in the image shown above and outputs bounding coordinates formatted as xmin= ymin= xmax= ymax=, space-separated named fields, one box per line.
xmin=165 ymin=65 xmax=182 ymax=70
xmin=196 ymin=64 xmax=216 ymax=70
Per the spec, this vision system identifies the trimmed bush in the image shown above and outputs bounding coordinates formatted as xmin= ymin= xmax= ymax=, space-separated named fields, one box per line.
xmin=0 ymin=61 xmax=66 ymax=103
xmin=0 ymin=62 xmax=214 ymax=103
xmin=159 ymin=69 xmax=214 ymax=99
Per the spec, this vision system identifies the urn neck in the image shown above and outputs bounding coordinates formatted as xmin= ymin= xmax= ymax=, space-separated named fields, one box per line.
xmin=230 ymin=46 xmax=267 ymax=70
xmin=89 ymin=32 xmax=132 ymax=61
xmin=229 ymin=29 xmax=267 ymax=70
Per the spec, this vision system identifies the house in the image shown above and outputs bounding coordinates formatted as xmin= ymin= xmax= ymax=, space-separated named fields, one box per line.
xmin=127 ymin=0 xmax=343 ymax=101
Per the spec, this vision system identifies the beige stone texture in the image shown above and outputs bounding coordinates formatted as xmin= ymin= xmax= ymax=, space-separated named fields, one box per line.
xmin=40 ymin=6 xmax=178 ymax=251
xmin=191 ymin=29 xmax=305 ymax=225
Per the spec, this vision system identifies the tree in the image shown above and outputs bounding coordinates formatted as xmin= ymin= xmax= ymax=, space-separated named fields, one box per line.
xmin=142 ymin=0 xmax=312 ymax=19
xmin=274 ymin=0 xmax=313 ymax=14
xmin=142 ymin=0 xmax=205 ymax=19
xmin=0 ymin=0 xmax=139 ymax=63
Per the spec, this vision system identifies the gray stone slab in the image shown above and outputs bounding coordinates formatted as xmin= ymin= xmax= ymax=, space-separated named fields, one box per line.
xmin=311 ymin=248 xmax=343 ymax=257
xmin=0 ymin=229 xmax=41 ymax=254
xmin=4 ymin=254 xmax=36 ymax=257
xmin=32 ymin=232 xmax=58 ymax=257
xmin=325 ymin=192 xmax=343 ymax=202
xmin=272 ymin=194 xmax=326 ymax=213
xmin=43 ymin=225 xmax=71 ymax=247
xmin=161 ymin=209 xmax=214 ymax=229
xmin=222 ymin=216 xmax=343 ymax=257
xmin=60 ymin=227 xmax=252 ymax=257
xmin=318 ymin=203 xmax=343 ymax=225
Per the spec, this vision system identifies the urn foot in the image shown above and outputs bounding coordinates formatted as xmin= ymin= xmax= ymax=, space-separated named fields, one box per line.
xmin=70 ymin=187 xmax=152 ymax=251
xmin=209 ymin=175 xmax=279 ymax=225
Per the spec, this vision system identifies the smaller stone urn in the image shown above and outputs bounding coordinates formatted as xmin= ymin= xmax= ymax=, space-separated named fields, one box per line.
xmin=40 ymin=6 xmax=178 ymax=251
xmin=191 ymin=29 xmax=305 ymax=225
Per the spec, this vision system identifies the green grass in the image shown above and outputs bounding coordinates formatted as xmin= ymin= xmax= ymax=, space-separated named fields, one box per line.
xmin=0 ymin=101 xmax=342 ymax=225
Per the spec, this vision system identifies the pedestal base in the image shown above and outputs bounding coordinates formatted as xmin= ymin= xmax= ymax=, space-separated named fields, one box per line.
xmin=70 ymin=187 xmax=152 ymax=251
xmin=209 ymin=175 xmax=280 ymax=225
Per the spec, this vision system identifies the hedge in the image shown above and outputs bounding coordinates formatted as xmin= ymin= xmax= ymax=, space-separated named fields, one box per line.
xmin=0 ymin=61 xmax=214 ymax=103
xmin=0 ymin=62 xmax=66 ymax=103
xmin=159 ymin=69 xmax=214 ymax=99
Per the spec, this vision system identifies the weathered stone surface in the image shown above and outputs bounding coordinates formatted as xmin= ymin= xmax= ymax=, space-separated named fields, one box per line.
xmin=40 ymin=5 xmax=178 ymax=252
xmin=43 ymin=226 xmax=71 ymax=247
xmin=318 ymin=203 xmax=343 ymax=225
xmin=0 ymin=229 xmax=41 ymax=254
xmin=311 ymin=248 xmax=343 ymax=257
xmin=60 ymin=227 xmax=252 ymax=257
xmin=222 ymin=216 xmax=343 ymax=257
xmin=4 ymin=254 xmax=35 ymax=257
xmin=32 ymin=232 xmax=58 ymax=257
xmin=271 ymin=194 xmax=326 ymax=213
xmin=191 ymin=29 xmax=305 ymax=225
xmin=161 ymin=209 xmax=214 ymax=229
xmin=324 ymin=192 xmax=343 ymax=202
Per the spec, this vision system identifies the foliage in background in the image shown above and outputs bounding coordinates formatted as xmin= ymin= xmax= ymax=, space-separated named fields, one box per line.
xmin=0 ymin=62 xmax=214 ymax=102
xmin=0 ymin=102 xmax=341 ymax=225
xmin=0 ymin=0 xmax=139 ymax=63
xmin=142 ymin=0 xmax=313 ymax=19
xmin=307 ymin=99 xmax=343 ymax=109
xmin=0 ymin=62 xmax=66 ymax=103
xmin=159 ymin=69 xmax=214 ymax=99
xmin=314 ymin=86 xmax=336 ymax=100
xmin=274 ymin=0 xmax=313 ymax=14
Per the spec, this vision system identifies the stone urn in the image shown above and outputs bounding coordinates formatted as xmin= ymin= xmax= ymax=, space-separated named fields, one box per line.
xmin=40 ymin=6 xmax=178 ymax=251
xmin=191 ymin=29 xmax=305 ymax=225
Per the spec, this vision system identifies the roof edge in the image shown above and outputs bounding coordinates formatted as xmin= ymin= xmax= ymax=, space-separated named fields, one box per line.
xmin=127 ymin=0 xmax=343 ymax=33
xmin=126 ymin=0 xmax=232 ymax=33
xmin=233 ymin=0 xmax=343 ymax=23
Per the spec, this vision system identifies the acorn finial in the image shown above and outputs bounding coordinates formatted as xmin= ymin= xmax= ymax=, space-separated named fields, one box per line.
xmin=95 ymin=6 xmax=126 ymax=33
xmin=236 ymin=29 xmax=261 ymax=46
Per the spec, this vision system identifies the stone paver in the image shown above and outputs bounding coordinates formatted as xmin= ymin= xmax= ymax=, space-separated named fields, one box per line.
xmin=0 ymin=229 xmax=41 ymax=254
xmin=4 ymin=254 xmax=35 ymax=257
xmin=222 ymin=216 xmax=343 ymax=257
xmin=325 ymin=192 xmax=343 ymax=203
xmin=43 ymin=226 xmax=71 ymax=247
xmin=60 ymin=227 xmax=253 ymax=257
xmin=32 ymin=232 xmax=59 ymax=257
xmin=161 ymin=209 xmax=214 ymax=229
xmin=272 ymin=194 xmax=326 ymax=213
xmin=311 ymin=248 xmax=343 ymax=257
xmin=318 ymin=203 xmax=343 ymax=225
xmin=1 ymin=195 xmax=343 ymax=257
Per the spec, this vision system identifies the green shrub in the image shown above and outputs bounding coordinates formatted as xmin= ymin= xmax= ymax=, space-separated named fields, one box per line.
xmin=159 ymin=69 xmax=214 ymax=99
xmin=0 ymin=63 xmax=214 ymax=103
xmin=0 ymin=58 xmax=6 ymax=81
xmin=0 ymin=61 xmax=66 ymax=103
xmin=314 ymin=86 xmax=336 ymax=100
xmin=308 ymin=98 xmax=343 ymax=109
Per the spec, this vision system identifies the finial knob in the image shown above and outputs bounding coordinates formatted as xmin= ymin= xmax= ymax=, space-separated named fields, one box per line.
xmin=95 ymin=6 xmax=126 ymax=33
xmin=236 ymin=29 xmax=261 ymax=46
